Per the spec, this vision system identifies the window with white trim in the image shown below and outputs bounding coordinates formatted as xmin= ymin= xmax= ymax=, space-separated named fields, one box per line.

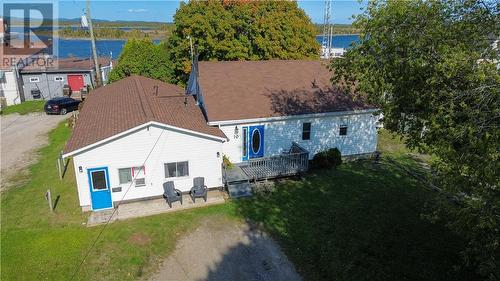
xmin=29 ymin=77 xmax=40 ymax=83
xmin=302 ymin=122 xmax=311 ymax=140
xmin=54 ymin=76 xmax=64 ymax=82
xmin=339 ymin=125 xmax=348 ymax=136
xmin=164 ymin=161 xmax=189 ymax=178
xmin=118 ymin=166 xmax=145 ymax=187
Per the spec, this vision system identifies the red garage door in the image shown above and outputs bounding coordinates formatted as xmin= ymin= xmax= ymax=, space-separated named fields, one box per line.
xmin=67 ymin=75 xmax=85 ymax=91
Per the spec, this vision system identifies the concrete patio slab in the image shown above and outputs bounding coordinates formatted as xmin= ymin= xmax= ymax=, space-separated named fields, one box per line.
xmin=87 ymin=190 xmax=226 ymax=227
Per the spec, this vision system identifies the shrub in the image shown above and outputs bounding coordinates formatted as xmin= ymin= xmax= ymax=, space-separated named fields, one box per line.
xmin=223 ymin=155 xmax=234 ymax=169
xmin=327 ymin=147 xmax=342 ymax=169
xmin=311 ymin=147 xmax=342 ymax=170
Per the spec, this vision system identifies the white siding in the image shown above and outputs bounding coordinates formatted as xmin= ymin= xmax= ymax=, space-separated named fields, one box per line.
xmin=0 ymin=70 xmax=21 ymax=105
xmin=72 ymin=124 xmax=223 ymax=209
xmin=220 ymin=112 xmax=378 ymax=164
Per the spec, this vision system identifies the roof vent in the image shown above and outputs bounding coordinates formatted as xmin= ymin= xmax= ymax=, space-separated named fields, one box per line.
xmin=311 ymin=79 xmax=319 ymax=88
xmin=153 ymin=85 xmax=158 ymax=96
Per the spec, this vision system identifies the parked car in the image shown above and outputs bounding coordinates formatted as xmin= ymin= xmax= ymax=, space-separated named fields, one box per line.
xmin=44 ymin=97 xmax=81 ymax=115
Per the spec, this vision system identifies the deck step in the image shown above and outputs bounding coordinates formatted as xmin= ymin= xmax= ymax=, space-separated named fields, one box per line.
xmin=228 ymin=181 xmax=253 ymax=198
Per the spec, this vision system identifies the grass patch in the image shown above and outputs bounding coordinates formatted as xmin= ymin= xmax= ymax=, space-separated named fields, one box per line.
xmin=1 ymin=123 xmax=472 ymax=281
xmin=0 ymin=121 xmax=238 ymax=280
xmin=235 ymin=130 xmax=476 ymax=281
xmin=0 ymin=100 xmax=46 ymax=115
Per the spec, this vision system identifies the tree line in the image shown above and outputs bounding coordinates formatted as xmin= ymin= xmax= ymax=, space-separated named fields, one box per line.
xmin=109 ymin=0 xmax=320 ymax=84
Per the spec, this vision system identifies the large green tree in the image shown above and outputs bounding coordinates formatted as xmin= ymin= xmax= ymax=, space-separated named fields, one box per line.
xmin=108 ymin=38 xmax=173 ymax=83
xmin=167 ymin=0 xmax=320 ymax=83
xmin=331 ymin=0 xmax=499 ymax=279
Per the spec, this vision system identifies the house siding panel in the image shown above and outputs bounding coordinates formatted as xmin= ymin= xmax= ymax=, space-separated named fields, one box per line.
xmin=72 ymin=125 xmax=223 ymax=209
xmin=220 ymin=112 xmax=378 ymax=163
xmin=21 ymin=72 xmax=93 ymax=101
xmin=0 ymin=70 xmax=21 ymax=105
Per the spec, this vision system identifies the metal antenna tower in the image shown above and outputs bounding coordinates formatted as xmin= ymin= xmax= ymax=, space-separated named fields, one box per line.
xmin=321 ymin=0 xmax=332 ymax=59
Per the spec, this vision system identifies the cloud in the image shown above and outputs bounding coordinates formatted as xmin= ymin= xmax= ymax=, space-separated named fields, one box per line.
xmin=127 ymin=9 xmax=148 ymax=13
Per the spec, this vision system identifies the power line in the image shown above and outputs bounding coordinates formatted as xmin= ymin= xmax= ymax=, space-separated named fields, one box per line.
xmin=69 ymin=128 xmax=165 ymax=281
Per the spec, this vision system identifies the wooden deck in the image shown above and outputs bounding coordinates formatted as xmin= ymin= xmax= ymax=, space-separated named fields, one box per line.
xmin=223 ymin=142 xmax=309 ymax=198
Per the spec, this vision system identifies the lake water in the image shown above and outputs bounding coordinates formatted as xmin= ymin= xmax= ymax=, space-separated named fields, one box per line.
xmin=315 ymin=35 xmax=360 ymax=49
xmin=54 ymin=35 xmax=360 ymax=59
xmin=10 ymin=26 xmax=359 ymax=59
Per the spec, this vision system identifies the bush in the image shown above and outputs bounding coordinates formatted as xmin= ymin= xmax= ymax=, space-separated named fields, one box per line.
xmin=311 ymin=148 xmax=342 ymax=170
xmin=327 ymin=147 xmax=342 ymax=168
xmin=223 ymin=155 xmax=234 ymax=169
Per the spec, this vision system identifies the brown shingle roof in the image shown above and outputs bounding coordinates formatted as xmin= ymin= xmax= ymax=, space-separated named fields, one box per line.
xmin=198 ymin=60 xmax=374 ymax=122
xmin=0 ymin=47 xmax=46 ymax=70
xmin=64 ymin=75 xmax=226 ymax=154
xmin=20 ymin=57 xmax=112 ymax=72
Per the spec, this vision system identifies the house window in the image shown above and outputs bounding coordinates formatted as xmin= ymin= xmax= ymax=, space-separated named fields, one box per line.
xmin=242 ymin=127 xmax=248 ymax=158
xmin=302 ymin=122 xmax=311 ymax=140
xmin=29 ymin=77 xmax=39 ymax=83
xmin=118 ymin=166 xmax=145 ymax=187
xmin=54 ymin=76 xmax=64 ymax=82
xmin=339 ymin=125 xmax=348 ymax=136
xmin=164 ymin=161 xmax=189 ymax=178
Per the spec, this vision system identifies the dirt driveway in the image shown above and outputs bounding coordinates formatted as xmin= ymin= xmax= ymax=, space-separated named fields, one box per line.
xmin=1 ymin=112 xmax=68 ymax=188
xmin=148 ymin=217 xmax=301 ymax=281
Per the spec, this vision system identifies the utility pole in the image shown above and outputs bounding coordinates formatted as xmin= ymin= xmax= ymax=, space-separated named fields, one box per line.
xmin=87 ymin=0 xmax=102 ymax=87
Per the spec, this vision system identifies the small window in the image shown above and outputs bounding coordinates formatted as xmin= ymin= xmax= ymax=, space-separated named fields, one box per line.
xmin=118 ymin=168 xmax=132 ymax=184
xmin=54 ymin=76 xmax=64 ymax=82
xmin=118 ymin=166 xmax=145 ymax=186
xmin=242 ymin=127 xmax=248 ymax=158
xmin=302 ymin=122 xmax=311 ymax=140
xmin=164 ymin=161 xmax=189 ymax=178
xmin=91 ymin=170 xmax=108 ymax=190
xmin=251 ymin=129 xmax=261 ymax=154
xmin=29 ymin=77 xmax=39 ymax=83
xmin=339 ymin=125 xmax=348 ymax=136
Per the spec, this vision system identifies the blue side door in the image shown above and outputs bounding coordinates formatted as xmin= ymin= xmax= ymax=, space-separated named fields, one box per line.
xmin=87 ymin=167 xmax=113 ymax=211
xmin=249 ymin=125 xmax=264 ymax=159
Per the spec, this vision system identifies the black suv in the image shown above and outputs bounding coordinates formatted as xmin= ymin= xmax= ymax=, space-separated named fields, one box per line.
xmin=44 ymin=97 xmax=81 ymax=115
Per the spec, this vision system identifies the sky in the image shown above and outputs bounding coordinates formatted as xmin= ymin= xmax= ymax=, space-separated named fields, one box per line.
xmin=2 ymin=1 xmax=367 ymax=24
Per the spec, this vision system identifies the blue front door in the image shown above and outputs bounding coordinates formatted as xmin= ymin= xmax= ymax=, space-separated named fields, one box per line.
xmin=249 ymin=125 xmax=264 ymax=159
xmin=87 ymin=167 xmax=113 ymax=210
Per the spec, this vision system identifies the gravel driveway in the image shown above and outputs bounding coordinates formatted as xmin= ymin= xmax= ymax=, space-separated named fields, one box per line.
xmin=1 ymin=112 xmax=68 ymax=188
xmin=148 ymin=217 xmax=301 ymax=281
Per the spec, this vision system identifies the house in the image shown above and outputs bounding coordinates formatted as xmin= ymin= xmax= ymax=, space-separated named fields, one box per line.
xmin=189 ymin=60 xmax=379 ymax=163
xmin=0 ymin=18 xmax=47 ymax=106
xmin=19 ymin=57 xmax=113 ymax=101
xmin=63 ymin=60 xmax=379 ymax=211
xmin=62 ymin=76 xmax=226 ymax=211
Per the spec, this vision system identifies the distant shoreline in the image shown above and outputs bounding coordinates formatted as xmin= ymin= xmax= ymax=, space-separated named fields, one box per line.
xmin=51 ymin=35 xmax=163 ymax=41
xmin=53 ymin=34 xmax=357 ymax=41
xmin=316 ymin=33 xmax=360 ymax=36
xmin=55 ymin=34 xmax=357 ymax=41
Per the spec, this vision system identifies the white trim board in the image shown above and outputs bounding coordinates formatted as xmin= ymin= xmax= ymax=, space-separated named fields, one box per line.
xmin=207 ymin=108 xmax=380 ymax=126
xmin=62 ymin=121 xmax=226 ymax=159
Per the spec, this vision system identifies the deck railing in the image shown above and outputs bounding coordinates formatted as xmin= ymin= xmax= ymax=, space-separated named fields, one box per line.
xmin=242 ymin=142 xmax=309 ymax=180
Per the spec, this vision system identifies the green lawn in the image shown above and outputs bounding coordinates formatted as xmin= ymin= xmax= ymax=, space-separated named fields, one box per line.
xmin=1 ymin=121 xmax=472 ymax=280
xmin=0 ymin=101 xmax=46 ymax=115
xmin=236 ymin=131 xmax=476 ymax=281
xmin=0 ymin=122 xmax=239 ymax=281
